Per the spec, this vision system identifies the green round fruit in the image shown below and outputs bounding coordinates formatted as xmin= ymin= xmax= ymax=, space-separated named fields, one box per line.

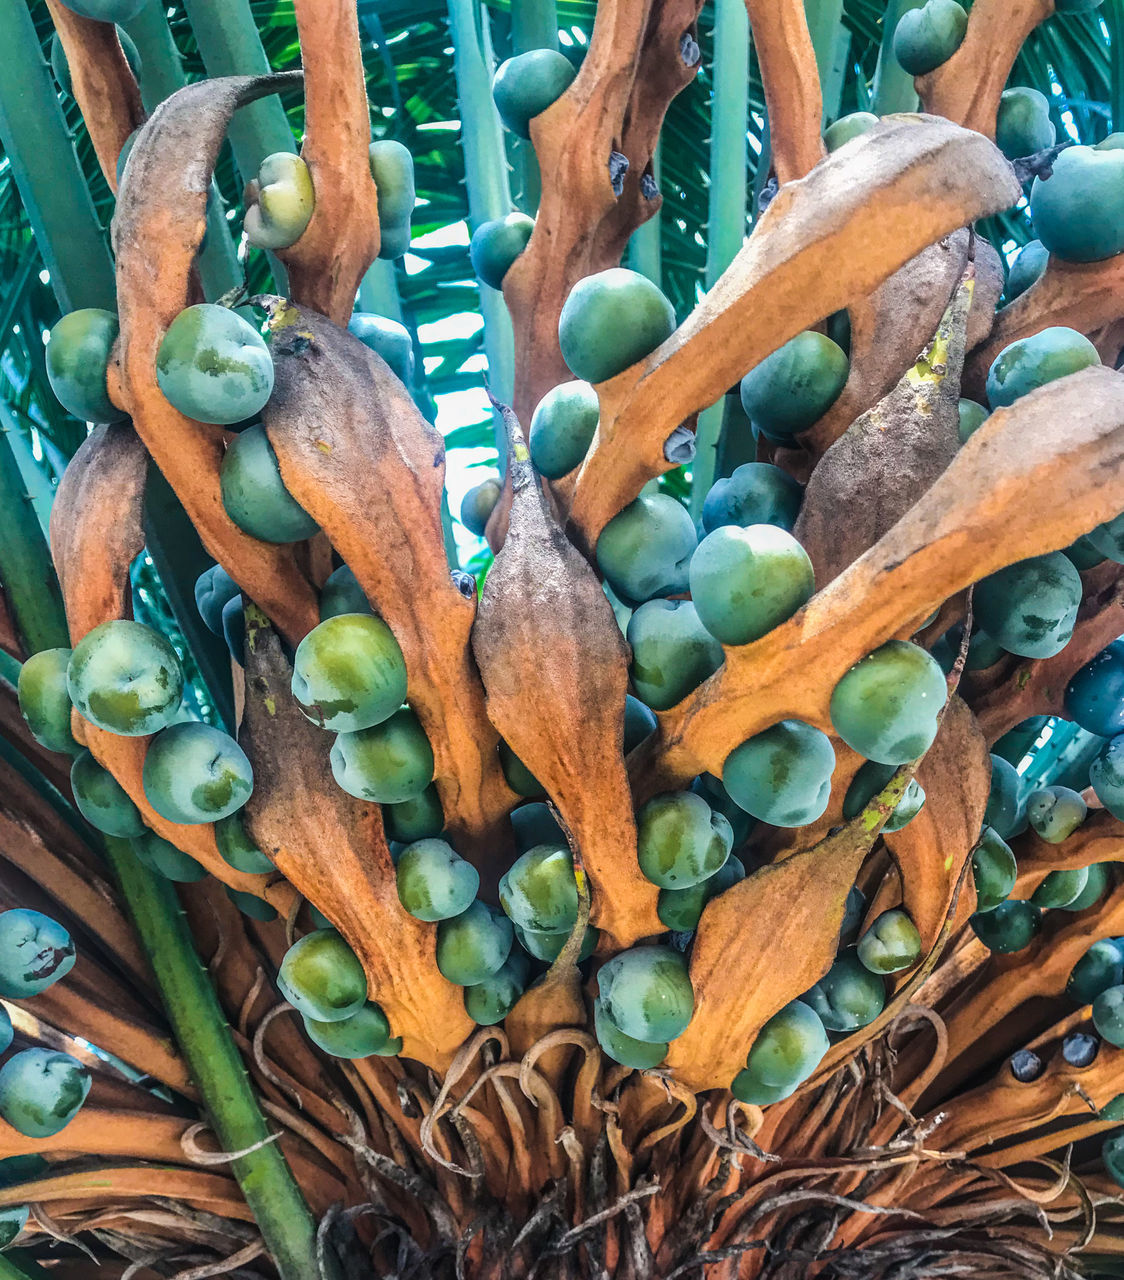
xmin=597 ymin=945 xmax=694 ymax=1043
xmin=384 ymin=785 xmax=444 ymax=842
xmin=986 ymin=327 xmax=1099 ymax=410
xmin=1026 ymin=785 xmax=1087 ymax=845
xmin=723 ymin=720 xmax=835 ymax=828
xmin=970 ymin=899 xmax=1041 ymax=953
xmin=856 ymin=909 xmax=922 ymax=974
xmin=70 ymin=749 xmax=144 ymax=836
xmin=222 ymin=595 xmax=245 ymax=666
xmin=1065 ymin=640 xmax=1124 ymax=738
xmin=701 ymin=463 xmax=803 ymax=535
xmin=292 ymin=613 xmax=407 ymax=733
xmin=131 ymin=830 xmax=207 ymax=882
xmin=500 ymin=845 xmax=579 ymax=933
xmin=823 ymin=112 xmax=878 ymax=152
xmin=318 ymin=565 xmax=373 ymax=621
xmin=436 ymin=901 xmax=513 ymax=986
xmin=892 ymin=0 xmax=968 ymax=75
xmin=1030 ymin=865 xmax=1090 ymax=908
xmin=142 ymin=721 xmax=253 ymax=824
xmin=304 ymin=1002 xmax=400 ymax=1058
xmin=657 ymin=855 xmax=745 ymax=932
xmin=498 ymin=740 xmax=545 ymax=799
xmin=0 ymin=1010 xmax=13 ymax=1058
xmin=0 ymin=910 xmax=75 ymax=999
xmin=805 ymin=949 xmax=886 ymax=1032
xmin=1004 ymin=240 xmax=1049 ymax=303
xmin=840 ymin=885 xmax=867 ymax=947
xmin=957 ymin=399 xmax=989 ymax=444
xmin=220 ymin=425 xmax=318 ymax=544
xmin=841 ymin=761 xmax=926 ymax=832
xmin=1061 ymin=862 xmax=1111 ymax=911
xmin=67 ymin=620 xmax=183 ymax=737
xmin=730 ymin=1069 xmax=799 ymax=1107
xmin=934 ymin=622 xmax=1006 ymax=674
xmin=636 ymin=791 xmax=732 ymax=890
xmin=510 ymin=802 xmax=565 ymax=853
xmin=464 ymin=954 xmax=530 ymax=1025
xmin=460 ymin=478 xmax=501 ymax=536
xmin=974 ymin=552 xmax=1082 ymax=659
xmin=226 ymin=888 xmax=278 ymax=922
xmin=690 ymin=524 xmax=814 ymax=647
xmin=470 ymin=213 xmax=535 ymax=290
xmin=214 ymin=810 xmax=273 ymax=874
xmin=559 ymin=268 xmax=676 ymax=384
xmin=1104 ymin=1131 xmax=1124 ymax=1188
xmin=743 ymin=999 xmax=828 ymax=1090
xmin=514 ymin=922 xmax=597 ymax=963
xmin=627 ymin=599 xmax=724 ymax=711
xmin=492 ymin=48 xmax=577 ymax=139
xmin=692 ymin=772 xmax=755 ymax=847
xmin=595 ymin=493 xmax=697 ymax=604
xmin=0 ymin=1049 xmax=90 ymax=1139
xmin=330 ymin=707 xmax=434 ymax=804
xmin=279 ymin=930 xmax=367 ymax=1022
xmin=593 ymin=997 xmax=668 ymax=1069
xmin=624 ymin=695 xmax=658 ymax=754
xmin=157 ymin=304 xmax=274 ymax=426
xmin=1031 ymin=144 xmax=1124 ymax=263
xmin=244 ymin=153 xmax=314 ymax=250
xmin=1091 ymin=735 xmax=1124 ymax=819
xmin=984 ymin=753 xmax=1024 ymax=840
xmin=396 ymin=839 xmax=479 ymax=922
xmin=1068 ymin=938 xmax=1124 ymax=1004
xmin=45 ymin=309 xmax=126 ymax=424
xmin=529 ymin=380 xmax=600 ymax=479
xmin=995 ymin=87 xmax=1056 ymax=160
xmin=194 ymin=565 xmax=240 ymax=634
xmin=971 ymin=827 xmax=1018 ymax=913
xmin=368 ymin=140 xmax=416 ymax=259
xmin=1093 ymin=984 xmax=1124 ymax=1046
xmin=18 ymin=648 xmax=78 ymax=754
xmin=347 ymin=314 xmax=415 ymax=386
xmin=1063 ymin=534 xmax=1106 ymax=571
xmin=740 ymin=331 xmax=848 ymax=441
xmin=1088 ymin=511 xmax=1124 ymax=563
xmin=829 ymin=640 xmax=946 ymax=766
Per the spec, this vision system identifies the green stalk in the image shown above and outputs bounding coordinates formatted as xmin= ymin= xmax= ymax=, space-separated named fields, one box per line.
xmin=627 ymin=142 xmax=662 ymax=284
xmin=820 ymin=20 xmax=851 ymax=125
xmin=2 ymin=407 xmax=56 ymax=539
xmin=872 ymin=0 xmax=923 ymax=116
xmin=508 ymin=0 xmax=559 ymax=213
xmin=358 ymin=260 xmax=406 ymax=322
xmin=804 ymin=0 xmax=846 ymax=123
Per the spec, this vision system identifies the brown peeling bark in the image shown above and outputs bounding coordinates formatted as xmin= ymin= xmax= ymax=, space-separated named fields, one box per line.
xmin=744 ymin=0 xmax=825 ymax=186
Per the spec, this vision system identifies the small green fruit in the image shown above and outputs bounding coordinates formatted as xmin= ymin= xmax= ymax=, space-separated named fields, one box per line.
xmin=529 ymin=381 xmax=600 ymax=479
xmin=214 ymin=810 xmax=274 ymax=874
xmin=157 ymin=304 xmax=274 ymax=426
xmin=739 ymin=332 xmax=848 ymax=441
xmin=17 ymin=648 xmax=78 ymax=755
xmin=829 ymin=640 xmax=946 ymax=766
xmin=396 ymin=839 xmax=479 ymax=922
xmin=627 ymin=599 xmax=724 ymax=711
xmin=856 ymin=909 xmax=922 ymax=974
xmin=67 ymin=620 xmax=184 ymax=737
xmin=279 ymin=930 xmax=368 ymax=1023
xmin=1004 ymin=240 xmax=1049 ymax=302
xmin=220 ymin=424 xmax=319 ymax=544
xmin=823 ymin=113 xmax=878 ymax=152
xmin=597 ymin=945 xmax=694 ymax=1044
xmin=292 ymin=613 xmax=407 ymax=733
xmin=46 ymin=309 xmax=126 ymax=424
xmin=995 ymin=87 xmax=1056 ymax=160
xmin=244 ymin=153 xmax=315 ymax=250
xmin=974 ymin=552 xmax=1082 ymax=659
xmin=636 ymin=791 xmax=732 ymax=890
xmin=492 ymin=49 xmax=577 ymax=139
xmin=558 ymin=268 xmax=676 ymax=384
xmin=0 ymin=1049 xmax=90 ymax=1139
xmin=1025 ymin=785 xmax=1087 ymax=845
xmin=460 ymin=478 xmax=502 ymax=536
xmin=701 ymin=463 xmax=803 ymax=534
xmin=331 ymin=707 xmax=434 ymax=804
xmin=304 ymin=1002 xmax=400 ymax=1058
xmin=369 ymin=140 xmax=416 ymax=259
xmin=70 ymin=749 xmax=145 ymax=837
xmin=347 ymin=314 xmax=415 ymax=385
xmin=986 ymin=327 xmax=1099 ymax=410
xmin=892 ymin=0 xmax=968 ymax=76
xmin=723 ymin=720 xmax=835 ymax=828
xmin=1031 ymin=144 xmax=1124 ymax=263
xmin=595 ymin=493 xmax=696 ymax=604
xmin=470 ymin=213 xmax=535 ymax=290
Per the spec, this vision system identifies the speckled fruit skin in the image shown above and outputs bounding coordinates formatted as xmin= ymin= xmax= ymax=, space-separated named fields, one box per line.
xmin=464 ymin=955 xmax=530 ymax=1026
xmin=857 ymin=909 xmax=922 ymax=974
xmin=974 ymin=551 xmax=1082 ymax=659
xmin=1069 ymin=940 xmax=1124 ymax=1004
xmin=330 ymin=707 xmax=434 ymax=804
xmin=347 ymin=314 xmax=415 ymax=385
xmin=1031 ymin=865 xmax=1089 ymax=909
xmin=384 ymin=785 xmax=444 ymax=842
xmin=46 ymin=309 xmax=126 ymax=424
xmin=1088 ymin=511 xmax=1124 ymax=562
xmin=1026 ymin=785 xmax=1087 ymax=845
xmin=529 ymin=380 xmax=600 ymax=479
xmin=460 ymin=478 xmax=502 ymax=536
xmin=690 ymin=524 xmax=815 ymax=647
xmin=558 ymin=268 xmax=677 ymax=384
xmin=723 ymin=720 xmax=835 ymax=827
xmin=131 ymin=830 xmax=207 ymax=882
xmin=396 ymin=839 xmax=480 ymax=922
xmin=823 ymin=112 xmax=878 ymax=152
xmin=1031 ymin=144 xmax=1124 ymax=262
xmin=995 ymin=87 xmax=1056 ymax=160
xmin=0 ymin=910 xmax=75 ymax=999
xmin=156 ymin=304 xmax=274 ymax=425
xmin=304 ymin=1003 xmax=400 ymax=1058
xmin=499 ymin=845 xmax=579 ymax=933
xmin=1093 ymin=984 xmax=1124 ymax=1046
xmin=279 ymin=930 xmax=368 ymax=1023
xmin=957 ymin=399 xmax=989 ymax=444
xmin=841 ymin=761 xmax=926 ymax=832
xmin=17 ymin=648 xmax=77 ymax=755
xmin=739 ymin=331 xmax=848 ymax=441
xmin=214 ymin=810 xmax=274 ymax=874
xmin=598 ymin=946 xmax=694 ymax=1043
xmin=194 ymin=565 xmax=240 ymax=634
xmin=805 ymin=949 xmax=886 ymax=1032
xmin=142 ymin=721 xmax=253 ymax=825
xmin=657 ymin=856 xmax=745 ymax=932
xmin=986 ymin=327 xmax=1099 ymax=410
xmin=67 ymin=620 xmax=184 ymax=737
xmin=970 ymin=899 xmax=1042 ymax=953
xmin=220 ymin=424 xmax=319 ymax=544
xmin=368 ymin=140 xmax=416 ymax=259
xmin=0 ymin=1049 xmax=90 ymax=1139
xmin=985 ymin=753 xmax=1024 ymax=839
xmin=70 ymin=750 xmax=145 ymax=837
xmin=1004 ymin=240 xmax=1049 ymax=303
xmin=742 ymin=1000 xmax=828 ymax=1092
xmin=892 ymin=0 xmax=967 ymax=75
xmin=829 ymin=640 xmax=946 ymax=766
xmin=291 ymin=613 xmax=407 ymax=733
xmin=318 ymin=565 xmax=373 ymax=621
xmin=593 ymin=997 xmax=669 ymax=1069
xmin=701 ymin=462 xmax=803 ymax=534
xmin=595 ymin=492 xmax=697 ymax=604
xmin=436 ymin=901 xmax=514 ymax=986
xmin=244 ymin=153 xmax=314 ymax=250
xmin=627 ymin=599 xmax=724 ymax=712
xmin=972 ymin=826 xmax=1018 ymax=912
xmin=470 ymin=213 xmax=535 ymax=290
xmin=492 ymin=48 xmax=577 ymax=138
xmin=1091 ymin=735 xmax=1124 ymax=819
xmin=636 ymin=791 xmax=733 ymax=890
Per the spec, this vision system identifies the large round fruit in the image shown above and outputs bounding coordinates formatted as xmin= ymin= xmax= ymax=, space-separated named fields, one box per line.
xmin=318 ymin=565 xmax=373 ymax=621
xmin=692 ymin=772 xmax=754 ymax=847
xmin=1091 ymin=735 xmax=1124 ymax=819
xmin=436 ymin=901 xmax=513 ymax=986
xmin=131 ymin=830 xmax=207 ymax=882
xmin=805 ymin=950 xmax=886 ymax=1032
xmin=971 ymin=827 xmax=1018 ymax=913
xmin=460 ymin=478 xmax=501 ymax=537
xmin=1031 ymin=144 xmax=1124 ymax=263
xmin=739 ymin=332 xmax=848 ymax=440
xmin=368 ymin=140 xmax=416 ymax=259
xmin=220 ymin=425 xmax=318 ymax=544
xmin=244 ymin=153 xmax=314 ymax=250
xmin=1093 ymin=984 xmax=1124 ymax=1046
xmin=17 ymin=648 xmax=77 ymax=755
xmin=892 ymin=0 xmax=968 ymax=75
xmin=1004 ymin=240 xmax=1050 ymax=305
xmin=957 ymin=399 xmax=989 ymax=444
xmin=1030 ymin=865 xmax=1090 ymax=909
xmin=528 ymin=381 xmax=600 ymax=479
xmin=142 ymin=722 xmax=253 ymax=825
xmin=627 ymin=600 xmax=724 ymax=711
xmin=396 ymin=839 xmax=479 ymax=922
xmin=214 ymin=810 xmax=274 ymax=874
xmin=970 ymin=899 xmax=1042 ymax=953
xmin=723 ymin=720 xmax=835 ymax=827
xmin=291 ymin=614 xmax=407 ymax=733
xmin=1065 ymin=640 xmax=1124 ymax=737
xmin=597 ymin=946 xmax=694 ymax=1043
xmin=464 ymin=955 xmax=530 ymax=1026
xmin=470 ymin=213 xmax=535 ymax=290
xmin=330 ymin=708 xmax=434 ymax=804
xmin=856 ymin=909 xmax=922 ymax=974
xmin=279 ymin=930 xmax=367 ymax=1023
xmin=690 ymin=524 xmax=814 ymax=647
xmin=45 ymin=309 xmax=126 ymax=424
xmin=984 ymin=753 xmax=1023 ymax=839
xmin=701 ymin=463 xmax=803 ymax=534
xmin=986 ymin=327 xmax=1100 ymax=410
xmin=1061 ymin=862 xmax=1111 ymax=912
xmin=1026 ymin=785 xmax=1087 ymax=845
xmin=596 ymin=493 xmax=697 ymax=604
xmin=498 ymin=741 xmax=545 ymax=799
xmin=67 ymin=620 xmax=183 ymax=737
xmin=995 ymin=87 xmax=1056 ymax=160
xmin=347 ymin=314 xmax=415 ymax=386
xmin=194 ymin=565 xmax=240 ymax=634
xmin=974 ymin=552 xmax=1082 ymax=659
xmin=743 ymin=1000 xmax=828 ymax=1091
xmin=510 ymin=802 xmax=565 ymax=853
xmin=823 ymin=112 xmax=878 ymax=152
xmin=304 ymin=1002 xmax=400 ymax=1058
xmin=156 ymin=304 xmax=274 ymax=425
xmin=559 ymin=269 xmax=677 ymax=384
xmin=499 ymin=845 xmax=579 ymax=933
xmin=636 ymin=791 xmax=732 ymax=890
xmin=829 ymin=640 xmax=946 ymax=765
xmin=0 ymin=910 xmax=75 ymax=999
xmin=593 ymin=997 xmax=669 ymax=1068
xmin=384 ymin=785 xmax=444 ymax=843
xmin=657 ymin=856 xmax=745 ymax=933
xmin=70 ymin=749 xmax=145 ymax=836
xmin=492 ymin=48 xmax=577 ymax=138
xmin=1068 ymin=939 xmax=1124 ymax=1004
xmin=841 ymin=761 xmax=926 ymax=832
xmin=0 ymin=1049 xmax=90 ymax=1139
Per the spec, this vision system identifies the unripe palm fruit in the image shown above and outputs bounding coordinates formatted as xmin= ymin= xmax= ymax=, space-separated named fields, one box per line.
xmin=624 ymin=694 xmax=658 ymax=754
xmin=823 ymin=112 xmax=878 ymax=152
xmin=1067 ymin=641 xmax=1124 ymax=738
xmin=17 ymin=648 xmax=78 ymax=755
xmin=857 ymin=909 xmax=922 ymax=974
xmin=529 ymin=380 xmax=599 ymax=479
xmin=558 ymin=268 xmax=676 ymax=384
xmin=221 ymin=594 xmax=245 ymax=667
xmin=318 ymin=564 xmax=373 ymax=621
xmin=510 ymin=802 xmax=565 ymax=853
xmin=347 ymin=314 xmax=415 ymax=385
xmin=1031 ymin=143 xmax=1124 ymax=262
xmin=1030 ymin=865 xmax=1090 ymax=909
xmin=723 ymin=720 xmax=835 ymax=827
xmin=1064 ymin=534 xmax=1106 ymax=570
xmin=842 ymin=761 xmax=926 ymax=832
xmin=1069 ymin=939 xmax=1124 ymax=1004
xmin=1004 ymin=240 xmax=1049 ymax=303
xmin=995 ymin=87 xmax=1056 ymax=160
xmin=657 ymin=855 xmax=745 ymax=933
xmin=279 ymin=930 xmax=367 ymax=1023
xmin=220 ymin=424 xmax=319 ymax=543
xmin=970 ymin=899 xmax=1041 ymax=953
xmin=986 ymin=327 xmax=1099 ymax=410
xmin=491 ymin=49 xmax=577 ymax=138
xmin=46 ymin=309 xmax=126 ymax=424
xmin=460 ymin=477 xmax=502 ymax=536
xmin=291 ymin=613 xmax=407 ymax=733
xmin=830 ymin=640 xmax=946 ymax=765
xmin=244 ymin=153 xmax=315 ymax=250
xmin=384 ymin=785 xmax=444 ymax=843
xmin=369 ymin=140 xmax=415 ymax=259
xmin=595 ymin=492 xmax=696 ymax=604
xmin=436 ymin=901 xmax=513 ymax=986
xmin=142 ymin=721 xmax=253 ymax=825
xmin=214 ymin=810 xmax=274 ymax=874
xmin=805 ymin=949 xmax=886 ymax=1032
xmin=397 ymin=839 xmax=479 ymax=922
xmin=984 ymin=753 xmax=1024 ymax=839
xmin=1088 ymin=511 xmax=1124 ymax=562
xmin=957 ymin=399 xmax=988 ymax=444
xmin=305 ymin=1002 xmax=401 ymax=1058
xmin=971 ymin=827 xmax=1018 ymax=913
xmin=194 ymin=565 xmax=240 ymax=634
xmin=70 ymin=749 xmax=145 ymax=837
xmin=636 ymin=791 xmax=732 ymax=890
xmin=892 ymin=0 xmax=968 ymax=76
xmin=1026 ymin=785 xmax=1087 ymax=845
xmin=470 ymin=213 xmax=535 ymax=290
xmin=156 ymin=304 xmax=274 ymax=426
xmin=500 ymin=845 xmax=579 ymax=933
xmin=499 ymin=740 xmax=545 ymax=798
xmin=1093 ymin=984 xmax=1124 ymax=1046
xmin=742 ymin=999 xmax=828 ymax=1091
xmin=1090 ymin=734 xmax=1124 ymax=819
xmin=974 ymin=552 xmax=1082 ymax=659
xmin=701 ymin=462 xmax=803 ymax=534
xmin=593 ymin=997 xmax=668 ymax=1069
xmin=1061 ymin=862 xmax=1111 ymax=912
xmin=739 ymin=332 xmax=848 ymax=440
xmin=0 ymin=910 xmax=76 ymax=999
xmin=67 ymin=619 xmax=184 ymax=737
xmin=131 ymin=830 xmax=207 ymax=882
xmin=597 ymin=946 xmax=694 ymax=1043
xmin=464 ymin=954 xmax=531 ymax=1026
xmin=627 ymin=599 xmax=723 ymax=711
xmin=331 ymin=707 xmax=434 ymax=804
xmin=0 ymin=1049 xmax=90 ymax=1139
xmin=514 ymin=921 xmax=598 ymax=963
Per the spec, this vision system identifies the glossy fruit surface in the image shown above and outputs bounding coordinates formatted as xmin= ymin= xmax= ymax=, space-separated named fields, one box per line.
xmin=18 ymin=648 xmax=77 ymax=755
xmin=823 ymin=112 xmax=878 ymax=151
xmin=436 ymin=902 xmax=513 ymax=986
xmin=1030 ymin=865 xmax=1090 ymax=908
xmin=596 ymin=493 xmax=697 ymax=604
xmin=499 ymin=740 xmax=545 ymax=798
xmin=841 ymin=761 xmax=926 ymax=832
xmin=972 ymin=827 xmax=1018 ymax=912
xmin=624 ymin=695 xmax=658 ymax=754
xmin=214 ymin=810 xmax=274 ymax=874
xmin=974 ymin=552 xmax=1082 ymax=659
xmin=986 ymin=327 xmax=1099 ymax=410
xmin=304 ymin=1002 xmax=400 ymax=1058
xmin=657 ymin=855 xmax=745 ymax=932
xmin=0 ymin=1009 xmax=12 ymax=1058
xmin=559 ymin=268 xmax=676 ymax=384
xmin=805 ymin=950 xmax=886 ymax=1032
xmin=528 ymin=380 xmax=600 ymax=479
xmin=957 ymin=399 xmax=989 ymax=444
xmin=970 ymin=899 xmax=1042 ymax=952
xmin=157 ymin=304 xmax=274 ymax=425
xmin=701 ymin=462 xmax=803 ymax=534
xmin=492 ymin=48 xmax=577 ymax=138
xmin=857 ymin=909 xmax=922 ymax=974
xmin=292 ymin=614 xmax=407 ymax=733
xmin=396 ymin=839 xmax=479 ymax=922
xmin=723 ymin=720 xmax=835 ymax=827
xmin=690 ymin=525 xmax=814 ymax=647
xmin=1068 ymin=938 xmax=1124 ymax=1004
xmin=739 ymin=331 xmax=848 ymax=440
xmin=244 ymin=153 xmax=314 ymax=250
xmin=464 ymin=955 xmax=530 ymax=1025
xmin=222 ymin=595 xmax=245 ymax=666
xmin=330 ymin=707 xmax=434 ymax=804
xmin=132 ymin=830 xmax=207 ymax=882
xmin=743 ymin=999 xmax=828 ymax=1090
xmin=1093 ymin=984 xmax=1124 ymax=1046
xmin=460 ymin=478 xmax=501 ymax=536
xmin=384 ymin=785 xmax=444 ymax=842
xmin=194 ymin=565 xmax=240 ymax=634
xmin=995 ymin=87 xmax=1056 ymax=159
xmin=514 ymin=922 xmax=598 ymax=963
xmin=46 ymin=309 xmax=126 ymax=423
xmin=1026 ymin=785 xmax=1087 ymax=845
xmin=499 ymin=845 xmax=579 ymax=933
xmin=598 ymin=945 xmax=694 ymax=1043
xmin=347 ymin=314 xmax=415 ymax=386
xmin=0 ymin=1049 xmax=90 ymax=1138
xmin=829 ymin=640 xmax=946 ymax=765
xmin=1065 ymin=640 xmax=1124 ymax=737
xmin=0 ymin=910 xmax=75 ymax=999
xmin=368 ymin=140 xmax=415 ymax=259
xmin=1062 ymin=862 xmax=1111 ymax=911
xmin=627 ymin=599 xmax=723 ymax=711
xmin=70 ymin=749 xmax=145 ymax=837
xmin=510 ymin=802 xmax=565 ymax=853
xmin=470 ymin=213 xmax=535 ymax=289
xmin=279 ymin=930 xmax=367 ymax=1022
xmin=692 ymin=772 xmax=754 ymax=847
xmin=220 ymin=425 xmax=318 ymax=543
xmin=67 ymin=620 xmax=183 ymax=737
xmin=893 ymin=0 xmax=968 ymax=74
xmin=636 ymin=791 xmax=732 ymax=889
xmin=1004 ymin=240 xmax=1049 ymax=302
xmin=984 ymin=753 xmax=1023 ymax=839
xmin=142 ymin=722 xmax=253 ymax=824
xmin=593 ymin=997 xmax=668 ymax=1068
xmin=1091 ymin=735 xmax=1124 ymax=819
xmin=1031 ymin=145 xmax=1124 ymax=262
xmin=226 ymin=888 xmax=278 ymax=921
